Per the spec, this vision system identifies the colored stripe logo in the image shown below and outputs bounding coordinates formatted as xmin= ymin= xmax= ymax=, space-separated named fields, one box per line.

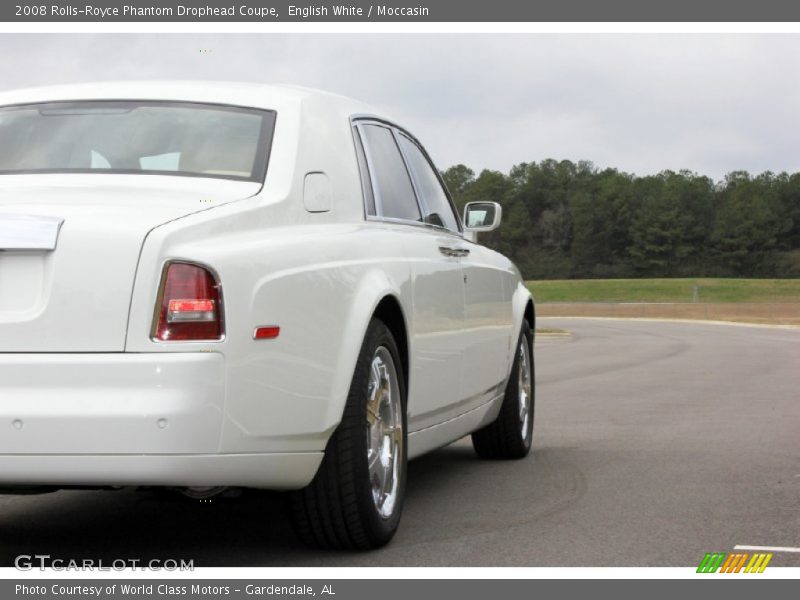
xmin=697 ymin=552 xmax=772 ymax=573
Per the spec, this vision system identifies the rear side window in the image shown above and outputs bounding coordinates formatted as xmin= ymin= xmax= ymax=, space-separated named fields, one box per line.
xmin=359 ymin=124 xmax=421 ymax=222
xmin=353 ymin=127 xmax=376 ymax=216
xmin=397 ymin=134 xmax=460 ymax=233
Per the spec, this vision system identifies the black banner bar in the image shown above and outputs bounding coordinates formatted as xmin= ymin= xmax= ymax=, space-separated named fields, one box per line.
xmin=5 ymin=0 xmax=800 ymax=22
xmin=4 ymin=579 xmax=800 ymax=600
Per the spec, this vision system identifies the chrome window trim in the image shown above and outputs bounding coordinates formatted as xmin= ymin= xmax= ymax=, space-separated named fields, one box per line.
xmin=350 ymin=125 xmax=375 ymax=219
xmin=354 ymin=121 xmax=424 ymax=223
xmin=350 ymin=115 xmax=464 ymax=237
xmin=354 ymin=121 xmax=387 ymax=217
xmin=392 ymin=126 xmax=433 ymax=222
xmin=395 ymin=130 xmax=461 ymax=235
xmin=364 ymin=214 xmax=465 ymax=238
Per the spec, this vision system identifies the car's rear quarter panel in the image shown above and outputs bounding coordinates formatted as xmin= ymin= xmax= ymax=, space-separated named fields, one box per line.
xmin=125 ymin=94 xmax=416 ymax=456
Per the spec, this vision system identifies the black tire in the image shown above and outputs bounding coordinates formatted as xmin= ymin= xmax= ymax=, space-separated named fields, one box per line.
xmin=289 ymin=318 xmax=407 ymax=550
xmin=471 ymin=321 xmax=534 ymax=460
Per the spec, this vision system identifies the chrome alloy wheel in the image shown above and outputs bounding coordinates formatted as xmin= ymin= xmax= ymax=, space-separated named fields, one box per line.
xmin=366 ymin=346 xmax=403 ymax=519
xmin=517 ymin=336 xmax=532 ymax=441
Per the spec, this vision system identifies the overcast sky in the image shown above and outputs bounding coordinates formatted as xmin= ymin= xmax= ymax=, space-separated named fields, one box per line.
xmin=1 ymin=33 xmax=799 ymax=180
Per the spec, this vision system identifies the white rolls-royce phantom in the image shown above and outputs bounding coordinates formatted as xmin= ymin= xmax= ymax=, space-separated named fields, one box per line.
xmin=0 ymin=82 xmax=535 ymax=549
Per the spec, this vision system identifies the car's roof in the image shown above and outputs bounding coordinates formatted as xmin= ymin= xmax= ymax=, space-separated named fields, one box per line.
xmin=0 ymin=81 xmax=373 ymax=114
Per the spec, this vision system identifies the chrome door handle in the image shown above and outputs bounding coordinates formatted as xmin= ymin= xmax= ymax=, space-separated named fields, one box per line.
xmin=439 ymin=246 xmax=470 ymax=258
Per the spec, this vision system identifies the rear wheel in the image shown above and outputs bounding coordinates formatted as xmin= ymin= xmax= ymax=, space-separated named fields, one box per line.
xmin=471 ymin=321 xmax=534 ymax=459
xmin=290 ymin=318 xmax=407 ymax=549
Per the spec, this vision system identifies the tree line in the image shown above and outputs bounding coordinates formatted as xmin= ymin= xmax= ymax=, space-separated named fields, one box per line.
xmin=442 ymin=160 xmax=800 ymax=279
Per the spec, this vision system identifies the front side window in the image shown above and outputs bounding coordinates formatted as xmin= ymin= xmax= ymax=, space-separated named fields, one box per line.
xmin=0 ymin=101 xmax=275 ymax=182
xmin=397 ymin=134 xmax=460 ymax=233
xmin=359 ymin=124 xmax=421 ymax=222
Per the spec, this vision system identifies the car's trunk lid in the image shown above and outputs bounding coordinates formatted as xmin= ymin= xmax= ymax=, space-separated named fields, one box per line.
xmin=0 ymin=175 xmax=258 ymax=352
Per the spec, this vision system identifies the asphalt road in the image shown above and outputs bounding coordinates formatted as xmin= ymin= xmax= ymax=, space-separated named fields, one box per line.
xmin=1 ymin=318 xmax=798 ymax=567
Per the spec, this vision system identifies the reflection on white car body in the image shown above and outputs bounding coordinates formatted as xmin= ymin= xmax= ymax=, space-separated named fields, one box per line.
xmin=0 ymin=82 xmax=534 ymax=548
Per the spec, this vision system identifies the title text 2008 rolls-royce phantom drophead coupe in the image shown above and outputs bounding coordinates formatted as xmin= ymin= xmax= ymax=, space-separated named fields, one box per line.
xmin=0 ymin=82 xmax=534 ymax=549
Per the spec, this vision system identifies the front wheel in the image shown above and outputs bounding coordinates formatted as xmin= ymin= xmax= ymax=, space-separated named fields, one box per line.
xmin=289 ymin=318 xmax=407 ymax=549
xmin=471 ymin=321 xmax=534 ymax=459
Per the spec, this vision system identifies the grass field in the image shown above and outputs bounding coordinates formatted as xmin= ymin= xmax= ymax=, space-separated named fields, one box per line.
xmin=526 ymin=278 xmax=800 ymax=303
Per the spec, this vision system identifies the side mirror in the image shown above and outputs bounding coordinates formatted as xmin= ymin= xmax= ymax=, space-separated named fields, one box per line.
xmin=463 ymin=201 xmax=502 ymax=232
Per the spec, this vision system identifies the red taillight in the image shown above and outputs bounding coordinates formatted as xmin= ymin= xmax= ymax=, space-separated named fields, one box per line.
xmin=153 ymin=262 xmax=223 ymax=342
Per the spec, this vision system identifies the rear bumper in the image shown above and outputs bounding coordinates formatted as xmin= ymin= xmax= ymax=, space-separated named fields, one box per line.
xmin=0 ymin=352 xmax=323 ymax=489
xmin=0 ymin=352 xmax=225 ymax=455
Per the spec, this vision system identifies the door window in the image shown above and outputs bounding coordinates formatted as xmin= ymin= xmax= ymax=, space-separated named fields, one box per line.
xmin=397 ymin=134 xmax=460 ymax=233
xmin=359 ymin=124 xmax=421 ymax=222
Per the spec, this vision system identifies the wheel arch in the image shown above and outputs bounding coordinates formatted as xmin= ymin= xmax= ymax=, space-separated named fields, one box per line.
xmin=324 ymin=270 xmax=411 ymax=438
xmin=511 ymin=281 xmax=535 ymax=334
xmin=524 ymin=297 xmax=535 ymax=331
xmin=372 ymin=295 xmax=410 ymax=394
xmin=506 ymin=282 xmax=534 ymax=381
